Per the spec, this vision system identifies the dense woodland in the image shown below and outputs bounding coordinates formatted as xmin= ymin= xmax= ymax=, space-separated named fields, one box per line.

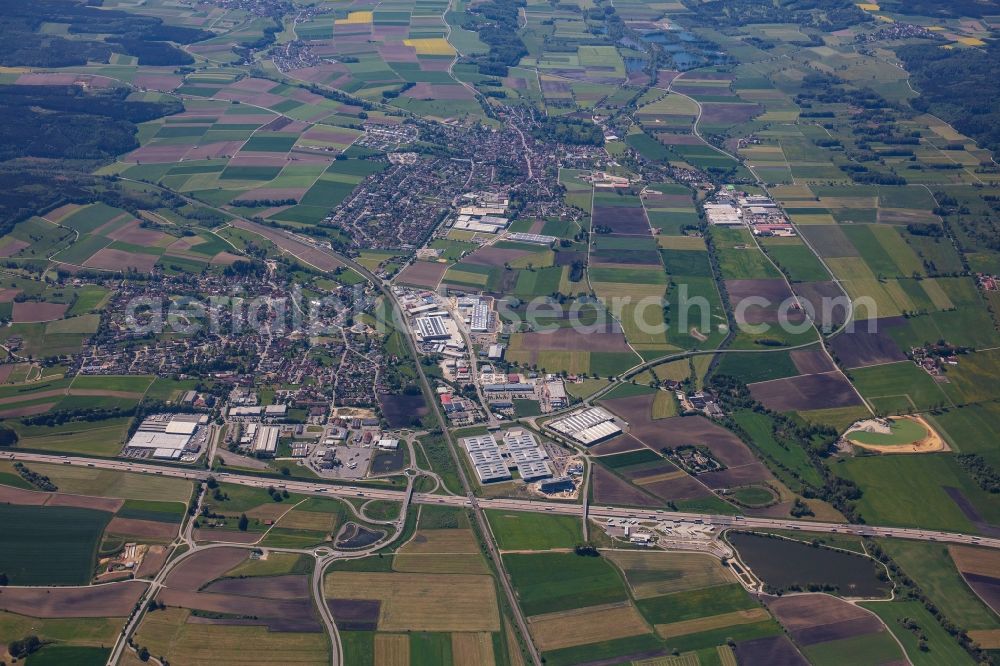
xmin=0 ymin=0 xmax=211 ymax=67
xmin=690 ymin=0 xmax=870 ymax=33
xmin=897 ymin=41 xmax=1000 ymax=156
xmin=0 ymin=85 xmax=181 ymax=162
xmin=463 ymin=0 xmax=528 ymax=76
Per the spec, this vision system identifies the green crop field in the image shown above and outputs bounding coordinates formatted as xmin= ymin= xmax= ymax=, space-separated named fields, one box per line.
xmin=833 ymin=455 xmax=1000 ymax=532
xmin=0 ymin=505 xmax=111 ymax=585
xmin=879 ymin=540 xmax=1000 ymax=631
xmin=504 ymin=552 xmax=629 ymax=616
xmin=486 ymin=510 xmax=582 ymax=550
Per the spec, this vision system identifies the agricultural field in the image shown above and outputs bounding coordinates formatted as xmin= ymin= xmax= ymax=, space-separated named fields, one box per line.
xmin=2 ymin=0 xmax=1000 ymax=664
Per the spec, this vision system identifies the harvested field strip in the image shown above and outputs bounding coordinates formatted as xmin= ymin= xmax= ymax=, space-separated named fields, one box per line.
xmin=605 ymin=550 xmax=737 ymax=599
xmin=374 ymin=633 xmax=410 ymax=666
xmin=452 ymin=632 xmax=496 ymax=666
xmin=655 ymin=608 xmax=770 ymax=639
xmin=393 ymin=553 xmax=488 ymax=574
xmin=398 ymin=529 xmax=480 ymax=554
xmin=0 ymin=580 xmax=147 ymax=617
xmin=528 ymin=602 xmax=651 ymax=651
xmin=134 ymin=607 xmax=329 ymax=665
xmin=634 ymin=470 xmax=688 ymax=485
xmin=949 ymin=545 xmax=1000 ymax=578
xmin=324 ymin=572 xmax=500 ymax=632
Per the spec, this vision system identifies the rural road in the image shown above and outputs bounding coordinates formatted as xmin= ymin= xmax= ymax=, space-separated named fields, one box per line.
xmin=11 ymin=451 xmax=999 ymax=551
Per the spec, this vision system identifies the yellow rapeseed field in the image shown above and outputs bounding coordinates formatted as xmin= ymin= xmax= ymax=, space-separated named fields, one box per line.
xmin=335 ymin=11 xmax=373 ymax=24
xmin=403 ymin=38 xmax=456 ymax=55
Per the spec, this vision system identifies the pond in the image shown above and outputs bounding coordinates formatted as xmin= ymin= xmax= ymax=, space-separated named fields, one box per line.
xmin=729 ymin=531 xmax=891 ymax=598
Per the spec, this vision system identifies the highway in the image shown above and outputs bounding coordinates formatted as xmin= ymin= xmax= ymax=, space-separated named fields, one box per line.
xmin=12 ymin=451 xmax=999 ymax=551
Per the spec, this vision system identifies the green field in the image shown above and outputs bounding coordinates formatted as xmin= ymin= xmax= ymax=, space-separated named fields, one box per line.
xmin=486 ymin=510 xmax=582 ymax=550
xmin=0 ymin=505 xmax=111 ymax=585
xmin=833 ymin=455 xmax=1000 ymax=532
xmin=846 ymin=418 xmax=927 ymax=446
xmin=879 ymin=540 xmax=999 ymax=631
xmin=504 ymin=552 xmax=629 ymax=616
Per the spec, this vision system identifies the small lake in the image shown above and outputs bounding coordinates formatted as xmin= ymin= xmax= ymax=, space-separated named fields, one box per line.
xmin=729 ymin=532 xmax=891 ymax=598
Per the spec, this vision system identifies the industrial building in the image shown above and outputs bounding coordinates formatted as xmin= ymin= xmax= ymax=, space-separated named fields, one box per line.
xmin=415 ymin=315 xmax=450 ymax=341
xmin=253 ymin=425 xmax=280 ymax=457
xmin=470 ymin=303 xmax=490 ymax=332
xmin=502 ymin=429 xmax=553 ymax=481
xmin=462 ymin=434 xmax=511 ymax=483
xmin=508 ymin=232 xmax=557 ymax=245
xmin=123 ymin=414 xmax=208 ymax=460
xmin=548 ymin=406 xmax=622 ymax=445
xmin=703 ymin=203 xmax=742 ymax=226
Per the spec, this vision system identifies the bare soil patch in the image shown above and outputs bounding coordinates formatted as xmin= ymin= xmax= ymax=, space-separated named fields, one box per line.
xmin=12 ymin=301 xmax=69 ymax=322
xmin=0 ymin=580 xmax=147 ymax=617
xmin=396 ymin=261 xmax=448 ymax=288
xmin=106 ymin=517 xmax=178 ymax=539
xmin=733 ymin=635 xmax=808 ymax=666
xmin=764 ymin=593 xmax=883 ymax=645
xmin=749 ymin=372 xmax=862 ymax=412
xmin=591 ymin=465 xmax=661 ymax=507
xmin=790 ymin=350 xmax=834 ymax=375
xmin=84 ymin=248 xmax=158 ymax=273
xmin=328 ymin=598 xmax=380 ymax=630
xmin=829 ymin=318 xmax=907 ymax=368
xmin=203 ymin=575 xmax=311 ymax=600
xmin=592 ymin=206 xmax=650 ymax=235
xmin=164 ymin=548 xmax=249 ymax=590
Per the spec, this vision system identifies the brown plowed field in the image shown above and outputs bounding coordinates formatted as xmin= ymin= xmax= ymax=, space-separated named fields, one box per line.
xmin=699 ymin=463 xmax=775 ymax=489
xmin=589 ymin=434 xmax=647 ymax=456
xmin=11 ymin=301 xmax=69 ymax=322
xmin=749 ymin=372 xmax=862 ymax=412
xmin=764 ymin=594 xmax=884 ymax=645
xmin=733 ymin=635 xmax=808 ymax=666
xmin=396 ymin=261 xmax=448 ymax=288
xmin=828 ymin=318 xmax=907 ymax=368
xmin=515 ymin=329 xmax=630 ymax=352
xmin=790 ymin=350 xmax=834 ymax=375
xmin=591 ymin=465 xmax=661 ymax=507
xmin=631 ymin=415 xmax=759 ymax=469
xmin=203 ymin=574 xmax=311 ymax=600
xmin=592 ymin=206 xmax=650 ymax=235
xmin=84 ymin=248 xmax=159 ymax=273
xmin=0 ymin=580 xmax=147 ymax=617
xmin=157 ymin=588 xmax=321 ymax=632
xmin=106 ymin=517 xmax=178 ymax=539
xmin=164 ymin=548 xmax=249 ymax=590
xmin=792 ymin=281 xmax=849 ymax=328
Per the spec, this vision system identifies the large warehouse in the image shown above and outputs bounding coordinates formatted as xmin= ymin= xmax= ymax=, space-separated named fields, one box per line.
xmin=123 ymin=414 xmax=208 ymax=460
xmin=547 ymin=406 xmax=622 ymax=445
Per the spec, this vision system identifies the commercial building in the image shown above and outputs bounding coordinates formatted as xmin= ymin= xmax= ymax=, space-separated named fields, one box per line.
xmin=548 ymin=406 xmax=622 ymax=445
xmin=462 ymin=434 xmax=511 ymax=483
xmin=253 ymin=425 xmax=280 ymax=457
xmin=124 ymin=414 xmax=208 ymax=459
xmin=508 ymin=232 xmax=557 ymax=245
xmin=703 ymin=203 xmax=742 ymax=226
xmin=415 ymin=315 xmax=450 ymax=341
xmin=470 ymin=303 xmax=490 ymax=333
